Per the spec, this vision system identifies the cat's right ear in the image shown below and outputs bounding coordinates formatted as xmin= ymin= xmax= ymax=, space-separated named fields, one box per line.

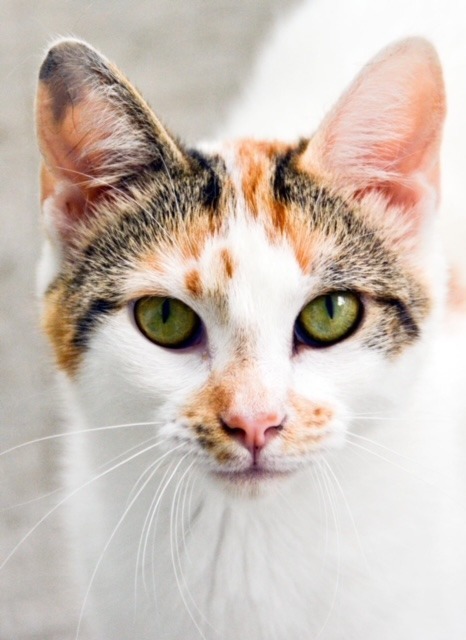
xmin=36 ymin=39 xmax=187 ymax=247
xmin=300 ymin=38 xmax=446 ymax=229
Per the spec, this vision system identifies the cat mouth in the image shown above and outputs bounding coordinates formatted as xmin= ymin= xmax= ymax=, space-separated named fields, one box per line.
xmin=213 ymin=465 xmax=291 ymax=485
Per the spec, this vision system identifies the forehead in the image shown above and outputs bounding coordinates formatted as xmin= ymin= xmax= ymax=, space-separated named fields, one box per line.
xmin=180 ymin=211 xmax=310 ymax=327
xmin=206 ymin=138 xmax=329 ymax=275
xmin=130 ymin=139 xmax=327 ymax=304
xmin=44 ymin=138 xmax=430 ymax=375
xmin=134 ymin=138 xmax=398 ymax=294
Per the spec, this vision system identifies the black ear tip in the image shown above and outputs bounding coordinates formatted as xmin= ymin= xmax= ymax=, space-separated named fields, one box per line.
xmin=39 ymin=39 xmax=100 ymax=82
xmin=39 ymin=48 xmax=59 ymax=82
xmin=38 ymin=41 xmax=93 ymax=123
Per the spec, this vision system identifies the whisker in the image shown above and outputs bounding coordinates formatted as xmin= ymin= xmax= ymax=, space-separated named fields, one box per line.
xmin=170 ymin=460 xmax=210 ymax=640
xmin=0 ymin=486 xmax=62 ymax=513
xmin=0 ymin=438 xmax=170 ymax=572
xmin=321 ymin=457 xmax=371 ymax=575
xmin=315 ymin=459 xmax=341 ymax=640
xmin=6 ymin=433 xmax=165 ymax=513
xmin=345 ymin=438 xmax=427 ymax=480
xmin=352 ymin=413 xmax=454 ymax=425
xmin=172 ymin=465 xmax=214 ymax=634
xmin=132 ymin=455 xmax=173 ymax=613
xmin=146 ymin=456 xmax=196 ymax=611
xmin=135 ymin=458 xmax=180 ymax=599
xmin=0 ymin=420 xmax=164 ymax=459
xmin=311 ymin=462 xmax=330 ymax=569
xmin=74 ymin=446 xmax=185 ymax=640
xmin=103 ymin=434 xmax=161 ymax=477
xmin=1 ymin=432 xmax=164 ymax=512
xmin=180 ymin=470 xmax=197 ymax=565
xmin=125 ymin=436 xmax=171 ymax=508
xmin=346 ymin=430 xmax=428 ymax=465
xmin=345 ymin=438 xmax=466 ymax=512
xmin=187 ymin=470 xmax=206 ymax=542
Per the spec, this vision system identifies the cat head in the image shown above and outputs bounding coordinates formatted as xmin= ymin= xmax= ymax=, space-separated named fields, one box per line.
xmin=36 ymin=37 xmax=446 ymax=492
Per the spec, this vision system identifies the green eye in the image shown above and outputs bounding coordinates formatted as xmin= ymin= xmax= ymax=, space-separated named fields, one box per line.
xmin=295 ymin=292 xmax=362 ymax=347
xmin=134 ymin=296 xmax=201 ymax=348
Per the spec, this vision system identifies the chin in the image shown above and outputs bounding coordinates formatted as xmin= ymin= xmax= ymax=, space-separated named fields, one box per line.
xmin=212 ymin=465 xmax=295 ymax=498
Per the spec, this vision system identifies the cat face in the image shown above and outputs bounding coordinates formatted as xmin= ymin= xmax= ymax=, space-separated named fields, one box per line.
xmin=36 ymin=38 xmax=446 ymax=490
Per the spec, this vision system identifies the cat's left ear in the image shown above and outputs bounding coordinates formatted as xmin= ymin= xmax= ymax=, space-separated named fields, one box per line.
xmin=36 ymin=38 xmax=188 ymax=245
xmin=301 ymin=38 xmax=446 ymax=223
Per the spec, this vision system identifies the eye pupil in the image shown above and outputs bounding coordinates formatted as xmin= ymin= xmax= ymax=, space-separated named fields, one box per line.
xmin=325 ymin=295 xmax=335 ymax=319
xmin=161 ymin=298 xmax=171 ymax=323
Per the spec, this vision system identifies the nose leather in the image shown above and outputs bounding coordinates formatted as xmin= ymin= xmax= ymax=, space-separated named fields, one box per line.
xmin=221 ymin=411 xmax=284 ymax=451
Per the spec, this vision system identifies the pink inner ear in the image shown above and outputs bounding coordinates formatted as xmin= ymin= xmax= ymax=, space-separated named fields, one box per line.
xmin=302 ymin=38 xmax=446 ymax=214
xmin=37 ymin=80 xmax=129 ymax=244
xmin=37 ymin=84 xmax=115 ymax=245
xmin=37 ymin=82 xmax=137 ymax=191
xmin=40 ymin=161 xmax=101 ymax=245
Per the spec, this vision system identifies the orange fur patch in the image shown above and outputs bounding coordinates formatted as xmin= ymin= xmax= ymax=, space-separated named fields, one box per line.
xmin=185 ymin=269 xmax=203 ymax=297
xmin=281 ymin=393 xmax=333 ymax=454
xmin=177 ymin=212 xmax=223 ymax=262
xmin=220 ymin=248 xmax=235 ymax=279
xmin=289 ymin=393 xmax=333 ymax=429
xmin=42 ymin=285 xmax=81 ymax=376
xmin=184 ymin=377 xmax=235 ymax=463
xmin=236 ymin=139 xmax=291 ymax=218
xmin=233 ymin=139 xmax=317 ymax=273
xmin=133 ymin=209 xmax=224 ymax=293
xmin=282 ymin=214 xmax=316 ymax=273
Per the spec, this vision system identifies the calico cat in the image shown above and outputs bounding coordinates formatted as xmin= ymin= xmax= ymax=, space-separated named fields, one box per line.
xmin=35 ymin=2 xmax=466 ymax=639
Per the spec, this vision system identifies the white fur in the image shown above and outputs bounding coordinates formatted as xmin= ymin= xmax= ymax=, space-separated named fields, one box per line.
xmin=41 ymin=1 xmax=466 ymax=639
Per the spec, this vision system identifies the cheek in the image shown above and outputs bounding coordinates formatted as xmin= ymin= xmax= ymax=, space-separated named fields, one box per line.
xmin=293 ymin=344 xmax=422 ymax=430
xmin=79 ymin=314 xmax=210 ymax=416
xmin=291 ymin=346 xmax=387 ymax=428
xmin=291 ymin=350 xmax=354 ymax=407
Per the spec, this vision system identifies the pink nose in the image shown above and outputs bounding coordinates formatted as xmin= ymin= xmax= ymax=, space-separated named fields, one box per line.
xmin=221 ymin=411 xmax=284 ymax=452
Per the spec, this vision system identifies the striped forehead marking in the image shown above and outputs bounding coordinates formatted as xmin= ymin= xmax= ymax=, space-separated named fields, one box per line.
xmin=219 ymin=138 xmax=326 ymax=273
xmin=232 ymin=139 xmax=293 ymax=217
xmin=44 ymin=139 xmax=432 ymax=377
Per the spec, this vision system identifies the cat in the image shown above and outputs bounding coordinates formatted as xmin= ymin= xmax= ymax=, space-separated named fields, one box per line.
xmin=35 ymin=0 xmax=466 ymax=638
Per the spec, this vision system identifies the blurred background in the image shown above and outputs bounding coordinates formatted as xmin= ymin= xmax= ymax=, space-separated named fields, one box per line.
xmin=0 ymin=1 xmax=296 ymax=638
